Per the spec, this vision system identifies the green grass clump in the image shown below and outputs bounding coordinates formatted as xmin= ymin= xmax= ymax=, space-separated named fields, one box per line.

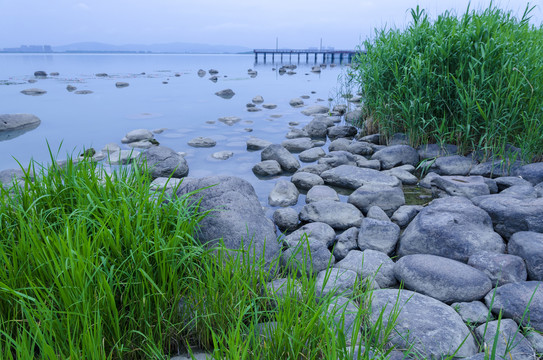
xmin=0 ymin=157 xmax=206 ymax=359
xmin=351 ymin=4 xmax=543 ymax=161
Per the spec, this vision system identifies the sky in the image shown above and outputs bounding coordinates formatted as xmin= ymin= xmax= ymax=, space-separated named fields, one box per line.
xmin=0 ymin=0 xmax=542 ymax=49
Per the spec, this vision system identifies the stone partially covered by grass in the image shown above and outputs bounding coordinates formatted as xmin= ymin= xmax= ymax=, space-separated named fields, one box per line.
xmin=0 ymin=156 xmax=400 ymax=359
xmin=350 ymin=4 xmax=543 ymax=162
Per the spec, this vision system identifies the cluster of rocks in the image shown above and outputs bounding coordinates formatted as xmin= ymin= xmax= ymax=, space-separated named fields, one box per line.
xmin=172 ymin=101 xmax=543 ymax=358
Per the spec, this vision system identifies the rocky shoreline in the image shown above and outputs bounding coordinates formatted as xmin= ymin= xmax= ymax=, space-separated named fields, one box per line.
xmin=2 ymin=68 xmax=543 ymax=359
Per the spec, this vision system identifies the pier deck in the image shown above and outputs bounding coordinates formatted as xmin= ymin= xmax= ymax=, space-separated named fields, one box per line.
xmin=253 ymin=49 xmax=360 ymax=64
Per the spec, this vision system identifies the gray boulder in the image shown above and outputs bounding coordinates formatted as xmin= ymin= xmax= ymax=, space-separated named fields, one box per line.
xmin=536 ymin=182 xmax=543 ymax=197
xmin=348 ymin=183 xmax=405 ymax=217
xmin=301 ymin=105 xmax=329 ymax=116
xmin=428 ymin=155 xmax=474 ymax=176
xmin=305 ymin=185 xmax=339 ymax=204
xmin=431 ymin=175 xmax=490 ymax=199
xmin=122 ymin=129 xmax=154 ymax=143
xmin=475 ymin=319 xmax=536 ymax=360
xmin=268 ymin=179 xmax=299 ymax=207
xmin=327 ymin=125 xmax=357 ymax=140
xmin=321 ymin=165 xmax=401 ymax=190
xmin=115 ymin=82 xmax=129 ymax=88
xmin=334 ymin=249 xmax=396 ymax=288
xmin=188 ymin=137 xmax=216 ymax=148
xmin=214 ymin=89 xmax=235 ymax=99
xmin=283 ymin=222 xmax=336 ymax=249
xmin=176 ymin=176 xmax=281 ymax=267
xmin=394 ymin=254 xmax=492 ymax=303
xmin=298 ymin=147 xmax=325 ymax=162
xmin=197 ymin=69 xmax=206 ymax=77
xmin=468 ymin=252 xmax=527 ymax=285
xmin=325 ymin=297 xmax=360 ymax=346
xmin=371 ymin=145 xmax=419 ymax=170
xmin=281 ymin=137 xmax=315 ymax=153
xmin=344 ymin=109 xmax=363 ymax=124
xmin=315 ymin=268 xmax=358 ymax=298
xmin=262 ymin=103 xmax=277 ymax=109
xmin=0 ymin=114 xmax=41 ymax=132
xmin=247 ymin=137 xmax=272 ymax=150
xmin=299 ymin=200 xmax=363 ymax=230
xmin=509 ymin=232 xmax=543 ymax=281
xmin=318 ymin=151 xmax=359 ymax=168
xmin=470 ymin=159 xmax=516 ymax=178
xmin=370 ymin=289 xmax=478 ymax=358
xmin=514 ymin=163 xmax=543 ymax=186
xmin=471 ymin=194 xmax=543 ymax=239
xmin=485 ymin=281 xmax=543 ymax=332
xmin=347 ymin=141 xmax=374 ymax=156
xmin=252 ymin=160 xmax=282 ymax=177
xmin=285 ymin=128 xmax=309 ymax=139
xmin=218 ymin=116 xmax=242 ymax=126
xmin=328 ymin=138 xmax=351 ymax=152
xmin=252 ymin=95 xmax=264 ymax=103
xmin=355 ymin=156 xmax=381 ymax=170
xmin=0 ymin=169 xmax=26 ymax=188
xmin=289 ymin=98 xmax=304 ymax=107
xmin=332 ymin=227 xmax=359 ymax=261
xmin=297 ymin=163 xmax=331 ymax=176
xmin=20 ymin=88 xmax=46 ymax=95
xmin=290 ymin=172 xmax=324 ymax=190
xmin=33 ymin=70 xmax=47 ymax=77
xmin=211 ymin=151 xmax=233 ymax=160
xmin=397 ymin=197 xmax=505 ymax=262
xmin=261 ymin=144 xmax=300 ymax=173
xmin=273 ymin=208 xmax=299 ymax=232
xmin=303 ymin=117 xmax=332 ymax=139
xmin=500 ymin=184 xmax=538 ymax=198
xmin=140 ymin=146 xmax=189 ymax=179
xmin=357 ymin=218 xmax=400 ymax=256
xmin=451 ymin=301 xmax=493 ymax=325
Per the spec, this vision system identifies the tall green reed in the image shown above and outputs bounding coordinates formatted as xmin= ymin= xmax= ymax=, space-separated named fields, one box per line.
xmin=351 ymin=4 xmax=543 ymax=162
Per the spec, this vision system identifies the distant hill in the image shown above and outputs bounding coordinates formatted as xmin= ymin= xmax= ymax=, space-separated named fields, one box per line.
xmin=52 ymin=42 xmax=252 ymax=54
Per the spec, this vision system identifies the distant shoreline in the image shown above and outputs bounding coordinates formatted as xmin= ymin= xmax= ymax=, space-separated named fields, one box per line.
xmin=0 ymin=51 xmax=253 ymax=55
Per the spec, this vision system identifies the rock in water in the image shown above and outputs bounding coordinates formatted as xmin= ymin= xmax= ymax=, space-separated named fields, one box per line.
xmin=20 ymin=88 xmax=46 ymax=96
xmin=215 ymin=89 xmax=235 ymax=99
xmin=176 ymin=176 xmax=281 ymax=269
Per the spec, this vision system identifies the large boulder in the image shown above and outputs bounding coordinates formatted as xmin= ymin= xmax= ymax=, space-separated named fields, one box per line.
xmin=282 ymin=222 xmax=336 ymax=249
xmin=357 ymin=218 xmax=400 ymax=256
xmin=370 ymin=289 xmax=478 ymax=358
xmin=268 ymin=180 xmax=299 ymax=207
xmin=301 ymin=105 xmax=329 ymax=116
xmin=508 ymin=232 xmax=543 ymax=281
xmin=397 ymin=197 xmax=505 ymax=262
xmin=428 ymin=155 xmax=474 ymax=176
xmin=471 ymin=194 xmax=543 ymax=239
xmin=371 ymin=145 xmax=419 ymax=170
xmin=281 ymin=138 xmax=315 ymax=153
xmin=0 ymin=113 xmax=41 ymax=132
xmin=334 ymin=249 xmax=396 ymax=288
xmin=485 ymin=281 xmax=543 ymax=332
xmin=299 ymin=200 xmax=363 ymax=230
xmin=176 ymin=176 xmax=281 ymax=267
xmin=140 ymin=146 xmax=189 ymax=179
xmin=261 ymin=144 xmax=300 ymax=173
xmin=394 ymin=254 xmax=492 ymax=303
xmin=303 ymin=117 xmax=333 ymax=139
xmin=347 ymin=183 xmax=405 ymax=216
xmin=513 ymin=163 xmax=543 ymax=186
xmin=214 ymin=89 xmax=235 ymax=99
xmin=321 ymin=165 xmax=401 ymax=190
xmin=327 ymin=125 xmax=357 ymax=140
xmin=468 ymin=252 xmax=527 ymax=285
xmin=431 ymin=175 xmax=490 ymax=199
xmin=315 ymin=268 xmax=358 ymax=298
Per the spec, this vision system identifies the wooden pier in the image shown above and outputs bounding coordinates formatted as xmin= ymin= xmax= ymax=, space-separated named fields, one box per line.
xmin=253 ymin=49 xmax=359 ymax=64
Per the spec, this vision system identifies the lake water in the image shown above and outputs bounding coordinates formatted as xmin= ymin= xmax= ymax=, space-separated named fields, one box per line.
xmin=0 ymin=53 xmax=354 ymax=209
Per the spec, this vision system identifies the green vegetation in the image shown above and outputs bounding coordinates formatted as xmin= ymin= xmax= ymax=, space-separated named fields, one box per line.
xmin=0 ymin=156 xmax=401 ymax=359
xmin=350 ymin=4 xmax=543 ymax=162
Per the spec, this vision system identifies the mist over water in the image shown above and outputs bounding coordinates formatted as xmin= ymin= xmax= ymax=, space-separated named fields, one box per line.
xmin=0 ymin=53 xmax=350 ymax=206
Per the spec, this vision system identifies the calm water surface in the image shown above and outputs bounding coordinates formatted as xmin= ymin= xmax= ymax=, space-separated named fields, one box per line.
xmin=0 ymin=53 xmax=352 ymax=208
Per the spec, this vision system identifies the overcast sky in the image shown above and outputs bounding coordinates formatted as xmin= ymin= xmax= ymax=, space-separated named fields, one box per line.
xmin=1 ymin=0 xmax=541 ymax=49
